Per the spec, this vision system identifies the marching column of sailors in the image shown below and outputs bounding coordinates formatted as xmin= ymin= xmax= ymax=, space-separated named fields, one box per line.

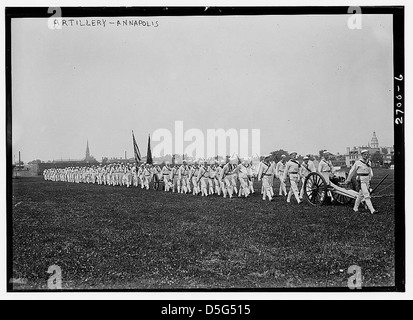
xmin=42 ymin=155 xmax=322 ymax=202
xmin=42 ymin=150 xmax=377 ymax=211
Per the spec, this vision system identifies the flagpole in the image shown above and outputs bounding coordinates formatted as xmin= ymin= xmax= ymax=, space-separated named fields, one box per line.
xmin=132 ymin=130 xmax=142 ymax=165
xmin=146 ymin=133 xmax=153 ymax=165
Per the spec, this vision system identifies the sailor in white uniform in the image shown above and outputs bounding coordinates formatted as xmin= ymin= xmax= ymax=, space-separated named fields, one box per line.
xmin=345 ymin=149 xmax=378 ymax=214
xmin=283 ymin=152 xmax=302 ymax=204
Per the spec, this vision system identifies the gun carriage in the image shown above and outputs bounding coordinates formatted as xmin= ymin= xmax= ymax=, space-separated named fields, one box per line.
xmin=302 ymin=170 xmax=389 ymax=206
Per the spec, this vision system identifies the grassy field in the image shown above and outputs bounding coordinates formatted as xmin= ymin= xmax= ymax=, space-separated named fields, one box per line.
xmin=10 ymin=169 xmax=396 ymax=290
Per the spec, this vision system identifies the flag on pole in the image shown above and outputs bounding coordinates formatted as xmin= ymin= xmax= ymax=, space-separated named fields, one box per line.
xmin=146 ymin=134 xmax=153 ymax=164
xmin=132 ymin=130 xmax=142 ymax=163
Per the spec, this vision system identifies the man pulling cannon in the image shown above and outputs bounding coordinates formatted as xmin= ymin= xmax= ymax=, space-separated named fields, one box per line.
xmin=345 ymin=149 xmax=378 ymax=214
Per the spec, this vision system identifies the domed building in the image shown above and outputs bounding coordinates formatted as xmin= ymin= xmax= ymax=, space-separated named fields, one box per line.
xmin=370 ymin=131 xmax=379 ymax=149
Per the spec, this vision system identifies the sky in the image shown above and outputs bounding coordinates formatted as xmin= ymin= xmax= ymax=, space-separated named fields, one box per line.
xmin=11 ymin=13 xmax=394 ymax=162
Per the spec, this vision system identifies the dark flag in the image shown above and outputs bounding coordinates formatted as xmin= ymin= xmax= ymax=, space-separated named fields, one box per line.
xmin=146 ymin=134 xmax=153 ymax=164
xmin=132 ymin=131 xmax=142 ymax=163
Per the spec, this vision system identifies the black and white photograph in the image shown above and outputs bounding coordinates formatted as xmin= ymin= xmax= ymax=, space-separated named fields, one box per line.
xmin=5 ymin=4 xmax=406 ymax=297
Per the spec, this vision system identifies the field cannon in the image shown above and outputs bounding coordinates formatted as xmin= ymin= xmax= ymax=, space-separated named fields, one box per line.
xmin=303 ymin=171 xmax=359 ymax=206
xmin=302 ymin=170 xmax=390 ymax=206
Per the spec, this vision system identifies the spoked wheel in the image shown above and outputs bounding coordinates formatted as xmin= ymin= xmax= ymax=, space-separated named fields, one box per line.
xmin=303 ymin=172 xmax=328 ymax=206
xmin=331 ymin=191 xmax=353 ymax=205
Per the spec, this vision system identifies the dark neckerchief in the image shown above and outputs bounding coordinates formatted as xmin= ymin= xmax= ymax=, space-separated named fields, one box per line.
xmin=360 ymin=159 xmax=371 ymax=167
xmin=291 ymin=159 xmax=300 ymax=167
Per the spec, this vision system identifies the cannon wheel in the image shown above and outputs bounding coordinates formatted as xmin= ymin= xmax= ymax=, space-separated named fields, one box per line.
xmin=303 ymin=172 xmax=328 ymax=206
xmin=331 ymin=190 xmax=353 ymax=205
xmin=330 ymin=176 xmax=353 ymax=205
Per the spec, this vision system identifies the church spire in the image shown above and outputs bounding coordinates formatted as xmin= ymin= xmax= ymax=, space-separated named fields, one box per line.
xmin=85 ymin=140 xmax=91 ymax=160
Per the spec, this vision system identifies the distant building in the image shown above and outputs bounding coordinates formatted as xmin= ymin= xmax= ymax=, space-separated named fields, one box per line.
xmin=331 ymin=154 xmax=346 ymax=168
xmin=84 ymin=140 xmax=97 ymax=163
xmin=345 ymin=131 xmax=394 ymax=167
xmin=105 ymin=157 xmax=135 ymax=164
xmin=35 ymin=140 xmax=99 ymax=175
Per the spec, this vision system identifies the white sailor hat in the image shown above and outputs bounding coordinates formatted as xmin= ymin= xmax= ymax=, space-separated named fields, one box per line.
xmin=290 ymin=151 xmax=297 ymax=156
xmin=323 ymin=150 xmax=331 ymax=155
xmin=281 ymin=154 xmax=286 ymax=158
xmin=303 ymin=156 xmax=309 ymax=160
xmin=361 ymin=149 xmax=369 ymax=154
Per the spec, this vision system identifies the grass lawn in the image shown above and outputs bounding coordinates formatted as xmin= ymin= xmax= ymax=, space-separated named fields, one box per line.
xmin=10 ymin=169 xmax=396 ymax=290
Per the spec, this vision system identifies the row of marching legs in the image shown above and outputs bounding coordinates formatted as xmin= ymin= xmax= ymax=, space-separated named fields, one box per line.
xmin=260 ymin=175 xmax=305 ymax=203
xmin=162 ymin=176 xmax=255 ymax=199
